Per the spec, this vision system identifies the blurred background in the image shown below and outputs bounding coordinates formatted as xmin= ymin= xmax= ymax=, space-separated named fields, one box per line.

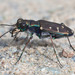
xmin=0 ymin=0 xmax=75 ymax=75
xmin=0 ymin=0 xmax=75 ymax=30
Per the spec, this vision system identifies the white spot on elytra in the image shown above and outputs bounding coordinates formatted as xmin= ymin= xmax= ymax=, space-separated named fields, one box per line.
xmin=61 ymin=26 xmax=64 ymax=28
xmin=40 ymin=27 xmax=43 ymax=30
xmin=57 ymin=27 xmax=59 ymax=32
xmin=49 ymin=27 xmax=52 ymax=29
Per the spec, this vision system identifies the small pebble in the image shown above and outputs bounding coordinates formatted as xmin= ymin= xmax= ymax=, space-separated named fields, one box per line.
xmin=60 ymin=50 xmax=74 ymax=58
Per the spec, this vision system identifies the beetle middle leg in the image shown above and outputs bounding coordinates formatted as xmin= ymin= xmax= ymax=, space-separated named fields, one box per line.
xmin=15 ymin=36 xmax=33 ymax=65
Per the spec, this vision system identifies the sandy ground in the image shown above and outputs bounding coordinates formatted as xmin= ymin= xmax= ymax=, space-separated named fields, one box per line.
xmin=0 ymin=0 xmax=75 ymax=75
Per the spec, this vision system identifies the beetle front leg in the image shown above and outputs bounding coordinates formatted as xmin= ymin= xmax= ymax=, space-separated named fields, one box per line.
xmin=10 ymin=28 xmax=17 ymax=37
xmin=13 ymin=31 xmax=20 ymax=41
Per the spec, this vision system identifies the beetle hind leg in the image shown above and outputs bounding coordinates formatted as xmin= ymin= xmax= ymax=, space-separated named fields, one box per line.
xmin=50 ymin=35 xmax=63 ymax=68
xmin=67 ymin=37 xmax=75 ymax=51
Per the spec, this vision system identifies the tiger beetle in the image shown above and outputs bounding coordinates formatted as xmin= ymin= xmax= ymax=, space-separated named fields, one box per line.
xmin=0 ymin=18 xmax=74 ymax=68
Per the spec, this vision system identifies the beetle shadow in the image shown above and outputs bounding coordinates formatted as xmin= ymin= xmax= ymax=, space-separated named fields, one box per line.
xmin=28 ymin=39 xmax=56 ymax=48
xmin=0 ymin=38 xmax=26 ymax=47
xmin=0 ymin=37 xmax=58 ymax=48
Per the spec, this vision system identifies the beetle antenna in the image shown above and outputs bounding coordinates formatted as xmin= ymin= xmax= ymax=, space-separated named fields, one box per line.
xmin=0 ymin=24 xmax=15 ymax=26
xmin=50 ymin=35 xmax=63 ymax=68
xmin=15 ymin=36 xmax=32 ymax=65
xmin=0 ymin=30 xmax=12 ymax=38
xmin=67 ymin=37 xmax=75 ymax=51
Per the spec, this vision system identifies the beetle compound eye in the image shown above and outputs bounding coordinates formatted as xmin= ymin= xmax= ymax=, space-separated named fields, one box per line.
xmin=17 ymin=18 xmax=23 ymax=24
xmin=17 ymin=18 xmax=23 ymax=29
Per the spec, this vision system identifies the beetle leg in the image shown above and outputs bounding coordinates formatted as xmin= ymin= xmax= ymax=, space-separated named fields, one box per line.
xmin=50 ymin=35 xmax=63 ymax=68
xmin=15 ymin=36 xmax=33 ymax=65
xmin=25 ymin=32 xmax=29 ymax=40
xmin=0 ymin=30 xmax=12 ymax=38
xmin=13 ymin=31 xmax=20 ymax=41
xmin=10 ymin=28 xmax=17 ymax=37
xmin=67 ymin=37 xmax=75 ymax=51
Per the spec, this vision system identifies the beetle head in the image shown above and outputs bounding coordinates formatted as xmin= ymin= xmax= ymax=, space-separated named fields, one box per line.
xmin=16 ymin=18 xmax=28 ymax=31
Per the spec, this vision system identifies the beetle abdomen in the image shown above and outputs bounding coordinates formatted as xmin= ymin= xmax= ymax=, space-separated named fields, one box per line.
xmin=38 ymin=20 xmax=74 ymax=37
